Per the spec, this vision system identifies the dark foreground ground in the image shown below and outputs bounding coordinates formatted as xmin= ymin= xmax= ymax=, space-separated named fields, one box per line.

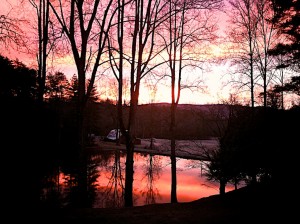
xmin=22 ymin=182 xmax=294 ymax=224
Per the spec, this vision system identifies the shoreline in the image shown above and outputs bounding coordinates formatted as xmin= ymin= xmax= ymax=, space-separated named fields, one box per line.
xmin=92 ymin=137 xmax=218 ymax=161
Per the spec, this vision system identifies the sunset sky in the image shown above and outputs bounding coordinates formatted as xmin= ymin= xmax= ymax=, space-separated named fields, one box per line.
xmin=0 ymin=0 xmax=235 ymax=105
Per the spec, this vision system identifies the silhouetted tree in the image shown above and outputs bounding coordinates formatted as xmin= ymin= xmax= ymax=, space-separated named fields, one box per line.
xmin=204 ymin=100 xmax=245 ymax=194
xmin=49 ymin=0 xmax=115 ymax=151
xmin=0 ymin=54 xmax=37 ymax=100
xmin=29 ymin=0 xmax=50 ymax=103
xmin=161 ymin=0 xmax=222 ymax=203
xmin=69 ymin=74 xmax=79 ymax=102
xmin=108 ymin=0 xmax=169 ymax=207
xmin=205 ymin=148 xmax=237 ymax=195
xmin=50 ymin=0 xmax=116 ymax=207
xmin=1 ymin=80 xmax=60 ymax=209
xmin=227 ymin=0 xmax=259 ymax=107
xmin=270 ymin=0 xmax=300 ymax=70
xmin=45 ymin=71 xmax=70 ymax=101
xmin=269 ymin=53 xmax=290 ymax=109
xmin=254 ymin=0 xmax=280 ymax=107
xmin=259 ymin=87 xmax=282 ymax=109
xmin=86 ymin=79 xmax=100 ymax=103
xmin=274 ymin=76 xmax=300 ymax=96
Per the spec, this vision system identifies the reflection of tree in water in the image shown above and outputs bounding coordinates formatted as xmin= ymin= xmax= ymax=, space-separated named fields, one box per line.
xmin=140 ymin=154 xmax=163 ymax=205
xmin=184 ymin=159 xmax=206 ymax=176
xmin=38 ymin=151 xmax=101 ymax=208
xmin=184 ymin=159 xmax=220 ymax=191
xmin=62 ymin=154 xmax=101 ymax=208
xmin=39 ymin=165 xmax=62 ymax=208
xmin=97 ymin=150 xmax=125 ymax=208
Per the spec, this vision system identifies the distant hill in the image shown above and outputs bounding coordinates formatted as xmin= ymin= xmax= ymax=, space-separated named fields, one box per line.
xmin=87 ymin=102 xmax=240 ymax=140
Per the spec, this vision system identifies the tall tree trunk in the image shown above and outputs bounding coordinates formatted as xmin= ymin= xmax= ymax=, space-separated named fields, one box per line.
xmin=170 ymin=69 xmax=178 ymax=203
xmin=250 ymin=51 xmax=255 ymax=108
xmin=170 ymin=129 xmax=177 ymax=203
xmin=77 ymin=86 xmax=89 ymax=207
xmin=124 ymin=138 xmax=135 ymax=207
xmin=34 ymin=0 xmax=49 ymax=104
xmin=49 ymin=0 xmax=113 ymax=207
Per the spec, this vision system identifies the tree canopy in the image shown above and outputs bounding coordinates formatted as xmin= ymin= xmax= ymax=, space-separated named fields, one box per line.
xmin=270 ymin=0 xmax=300 ymax=70
xmin=0 ymin=54 xmax=37 ymax=100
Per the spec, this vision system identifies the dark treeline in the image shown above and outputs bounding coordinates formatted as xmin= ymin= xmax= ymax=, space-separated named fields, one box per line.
xmin=1 ymin=53 xmax=300 ymax=209
xmin=0 ymin=53 xmax=231 ymax=140
xmin=205 ymin=105 xmax=300 ymax=195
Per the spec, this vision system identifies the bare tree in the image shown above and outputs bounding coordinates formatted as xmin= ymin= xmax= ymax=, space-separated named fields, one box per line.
xmin=49 ymin=0 xmax=115 ymax=144
xmin=108 ymin=0 xmax=169 ymax=207
xmin=270 ymin=52 xmax=292 ymax=109
xmin=226 ymin=0 xmax=259 ymax=107
xmin=0 ymin=14 xmax=26 ymax=49
xmin=29 ymin=0 xmax=50 ymax=103
xmin=160 ymin=0 xmax=222 ymax=203
xmin=49 ymin=0 xmax=116 ymax=206
xmin=45 ymin=71 xmax=70 ymax=101
xmin=254 ymin=0 xmax=280 ymax=107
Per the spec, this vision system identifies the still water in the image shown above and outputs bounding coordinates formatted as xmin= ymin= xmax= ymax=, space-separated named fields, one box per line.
xmin=54 ymin=150 xmax=234 ymax=208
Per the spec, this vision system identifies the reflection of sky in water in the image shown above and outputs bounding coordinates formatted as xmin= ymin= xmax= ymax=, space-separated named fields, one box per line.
xmin=92 ymin=151 xmax=235 ymax=208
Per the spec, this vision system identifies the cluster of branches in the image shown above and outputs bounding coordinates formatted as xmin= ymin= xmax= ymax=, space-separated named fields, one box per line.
xmin=270 ymin=0 xmax=300 ymax=70
xmin=225 ymin=0 xmax=299 ymax=109
xmin=273 ymin=76 xmax=300 ymax=96
xmin=0 ymin=14 xmax=27 ymax=48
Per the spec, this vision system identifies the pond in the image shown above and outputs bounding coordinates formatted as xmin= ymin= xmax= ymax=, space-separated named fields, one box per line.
xmin=52 ymin=150 xmax=235 ymax=208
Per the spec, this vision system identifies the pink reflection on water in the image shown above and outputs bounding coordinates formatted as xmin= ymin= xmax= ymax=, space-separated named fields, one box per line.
xmin=94 ymin=151 xmax=234 ymax=208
